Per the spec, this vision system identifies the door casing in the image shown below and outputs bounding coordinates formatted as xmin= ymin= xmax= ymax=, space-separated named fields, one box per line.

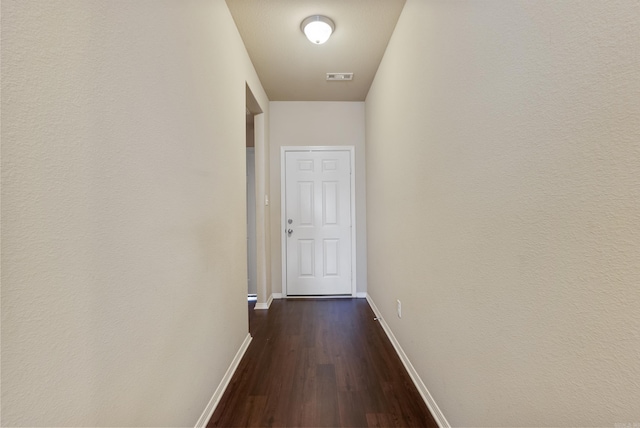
xmin=280 ymin=146 xmax=357 ymax=297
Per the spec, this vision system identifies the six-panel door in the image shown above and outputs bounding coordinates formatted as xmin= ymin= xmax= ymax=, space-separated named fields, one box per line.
xmin=285 ymin=150 xmax=352 ymax=295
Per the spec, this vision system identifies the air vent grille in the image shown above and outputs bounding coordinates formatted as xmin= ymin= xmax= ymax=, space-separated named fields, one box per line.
xmin=326 ymin=73 xmax=353 ymax=81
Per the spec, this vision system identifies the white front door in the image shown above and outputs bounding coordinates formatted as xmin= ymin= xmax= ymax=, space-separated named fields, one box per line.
xmin=283 ymin=149 xmax=354 ymax=295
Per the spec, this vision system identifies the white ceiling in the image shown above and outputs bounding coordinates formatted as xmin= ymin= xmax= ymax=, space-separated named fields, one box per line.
xmin=226 ymin=0 xmax=406 ymax=102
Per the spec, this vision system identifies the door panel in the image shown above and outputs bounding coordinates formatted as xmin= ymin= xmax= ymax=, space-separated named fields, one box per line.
xmin=323 ymin=239 xmax=340 ymax=276
xmin=298 ymin=240 xmax=315 ymax=277
xmin=285 ymin=150 xmax=352 ymax=295
xmin=298 ymin=182 xmax=314 ymax=225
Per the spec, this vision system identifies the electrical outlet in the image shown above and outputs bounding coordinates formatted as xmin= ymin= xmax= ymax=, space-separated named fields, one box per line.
xmin=397 ymin=300 xmax=402 ymax=318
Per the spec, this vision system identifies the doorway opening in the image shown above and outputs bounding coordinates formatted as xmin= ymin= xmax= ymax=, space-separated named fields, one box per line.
xmin=246 ymin=121 xmax=257 ymax=300
xmin=246 ymin=84 xmax=263 ymax=331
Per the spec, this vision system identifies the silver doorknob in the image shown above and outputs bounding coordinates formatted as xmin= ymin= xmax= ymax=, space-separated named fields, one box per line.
xmin=287 ymin=229 xmax=293 ymax=236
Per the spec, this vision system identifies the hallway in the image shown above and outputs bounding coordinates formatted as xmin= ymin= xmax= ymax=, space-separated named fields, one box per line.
xmin=3 ymin=1 xmax=639 ymax=426
xmin=208 ymin=299 xmax=438 ymax=427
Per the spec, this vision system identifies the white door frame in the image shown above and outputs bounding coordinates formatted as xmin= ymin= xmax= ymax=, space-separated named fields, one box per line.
xmin=246 ymin=147 xmax=257 ymax=295
xmin=281 ymin=146 xmax=357 ymax=297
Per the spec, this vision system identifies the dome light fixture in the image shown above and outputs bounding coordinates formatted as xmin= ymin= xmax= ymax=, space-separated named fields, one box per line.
xmin=301 ymin=15 xmax=335 ymax=45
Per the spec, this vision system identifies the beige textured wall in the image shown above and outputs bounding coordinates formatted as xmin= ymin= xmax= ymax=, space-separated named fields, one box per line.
xmin=1 ymin=1 xmax=268 ymax=426
xmin=366 ymin=0 xmax=640 ymax=426
xmin=269 ymin=102 xmax=367 ymax=295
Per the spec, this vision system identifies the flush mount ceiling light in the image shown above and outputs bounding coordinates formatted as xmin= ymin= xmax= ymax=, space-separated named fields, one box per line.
xmin=301 ymin=15 xmax=335 ymax=44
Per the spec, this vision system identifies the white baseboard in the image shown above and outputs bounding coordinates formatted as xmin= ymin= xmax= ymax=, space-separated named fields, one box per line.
xmin=275 ymin=292 xmax=365 ymax=299
xmin=365 ymin=294 xmax=450 ymax=428
xmin=194 ymin=333 xmax=252 ymax=428
xmin=289 ymin=295 xmax=352 ymax=299
xmin=255 ymin=293 xmax=274 ymax=310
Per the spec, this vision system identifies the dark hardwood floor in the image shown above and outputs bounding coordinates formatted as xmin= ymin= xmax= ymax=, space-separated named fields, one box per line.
xmin=208 ymin=298 xmax=438 ymax=428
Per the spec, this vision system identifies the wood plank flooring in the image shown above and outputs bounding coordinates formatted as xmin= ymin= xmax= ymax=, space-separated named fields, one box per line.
xmin=208 ymin=299 xmax=438 ymax=428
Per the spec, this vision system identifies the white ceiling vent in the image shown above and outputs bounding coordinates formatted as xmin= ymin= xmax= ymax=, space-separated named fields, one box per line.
xmin=326 ymin=73 xmax=353 ymax=81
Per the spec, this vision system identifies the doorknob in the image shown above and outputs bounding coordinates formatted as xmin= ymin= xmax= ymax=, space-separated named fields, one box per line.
xmin=287 ymin=229 xmax=293 ymax=236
